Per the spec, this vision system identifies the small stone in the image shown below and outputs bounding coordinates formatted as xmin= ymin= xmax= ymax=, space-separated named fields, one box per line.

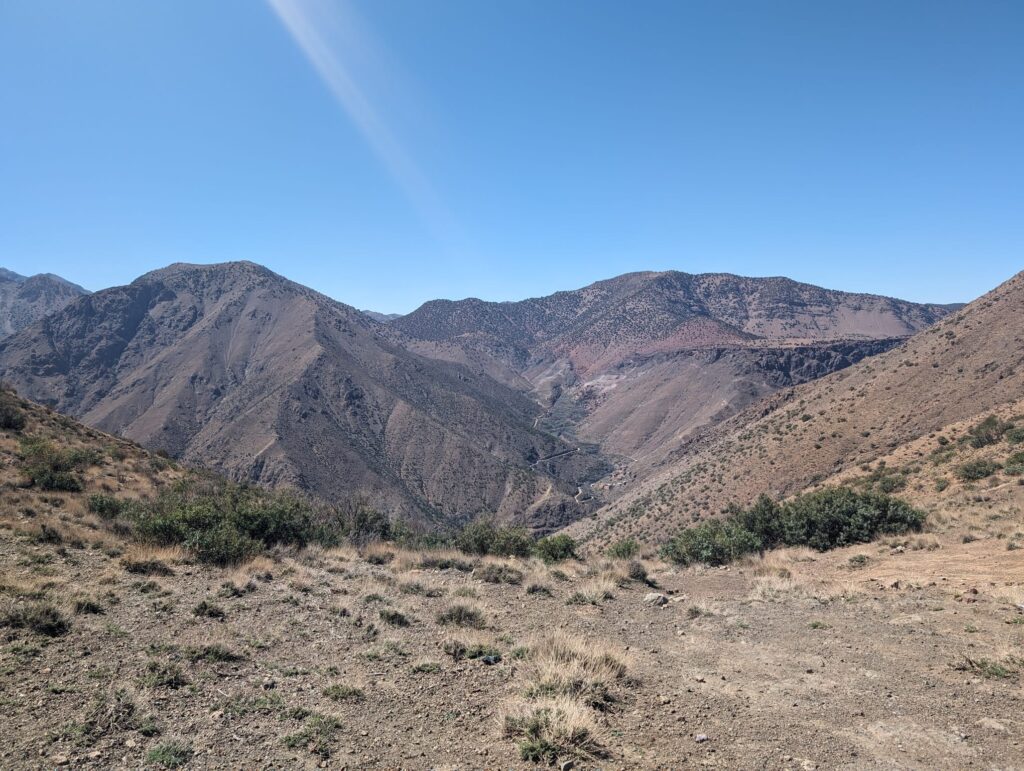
xmin=644 ymin=593 xmax=668 ymax=606
xmin=659 ymin=696 xmax=672 ymax=705
xmin=695 ymin=733 xmax=709 ymax=743
xmin=560 ymin=761 xmax=575 ymax=771
xmin=481 ymin=655 xmax=502 ymax=665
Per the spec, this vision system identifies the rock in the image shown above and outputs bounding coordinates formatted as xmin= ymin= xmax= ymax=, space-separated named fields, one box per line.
xmin=262 ymin=678 xmax=277 ymax=690
xmin=560 ymin=761 xmax=575 ymax=771
xmin=481 ymin=655 xmax=501 ymax=665
xmin=978 ymin=718 xmax=1008 ymax=733
xmin=644 ymin=593 xmax=668 ymax=606
xmin=695 ymin=734 xmax=709 ymax=743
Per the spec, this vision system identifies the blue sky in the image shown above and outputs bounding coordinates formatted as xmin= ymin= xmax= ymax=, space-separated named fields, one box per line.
xmin=1 ymin=1 xmax=1021 ymax=312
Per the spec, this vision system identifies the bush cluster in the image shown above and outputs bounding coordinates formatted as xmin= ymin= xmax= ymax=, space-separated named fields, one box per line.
xmin=454 ymin=520 xmax=534 ymax=557
xmin=956 ymin=459 xmax=1001 ymax=482
xmin=0 ymin=390 xmax=26 ymax=431
xmin=966 ymin=415 xmax=1015 ymax=449
xmin=19 ymin=437 xmax=99 ymax=492
xmin=661 ymin=488 xmax=925 ymax=566
xmin=92 ymin=478 xmax=392 ymax=566
xmin=448 ymin=520 xmax=577 ymax=562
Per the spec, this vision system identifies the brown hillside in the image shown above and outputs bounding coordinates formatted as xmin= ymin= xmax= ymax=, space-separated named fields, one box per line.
xmin=0 ymin=262 xmax=603 ymax=529
xmin=573 ymin=271 xmax=1024 ymax=547
xmin=1 ymin=390 xmax=1022 ymax=768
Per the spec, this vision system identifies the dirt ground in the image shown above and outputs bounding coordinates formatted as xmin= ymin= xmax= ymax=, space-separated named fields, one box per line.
xmin=1 ymin=489 xmax=1022 ymax=770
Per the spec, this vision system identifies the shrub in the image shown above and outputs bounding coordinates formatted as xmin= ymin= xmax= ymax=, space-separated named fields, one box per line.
xmin=122 ymin=558 xmax=174 ymax=577
xmin=453 ymin=520 xmax=495 ymax=555
xmin=1 ymin=601 xmax=70 ymax=637
xmin=87 ymin=494 xmax=124 ymax=519
xmin=192 ymin=600 xmax=226 ymax=620
xmin=324 ymin=684 xmax=364 ymax=702
xmin=283 ymin=714 xmax=342 ymax=758
xmin=474 ymin=563 xmax=523 ymax=585
xmin=1007 ymin=427 xmax=1024 ymax=445
xmin=187 ymin=523 xmax=260 ymax=567
xmin=437 ymin=604 xmax=486 ymax=628
xmin=777 ymin=488 xmax=924 ymax=551
xmin=534 ymin=534 xmax=577 ymax=563
xmin=956 ymin=459 xmax=1001 ymax=482
xmin=661 ymin=519 xmax=761 ymax=566
xmin=19 ymin=438 xmax=93 ymax=491
xmin=662 ymin=487 xmax=924 ymax=565
xmin=0 ymin=394 xmax=26 ymax=431
xmin=606 ymin=538 xmax=639 ymax=560
xmin=967 ymin=415 xmax=1013 ymax=448
xmin=141 ymin=661 xmax=188 ymax=689
xmin=328 ymin=498 xmax=391 ymax=548
xmin=491 ymin=527 xmax=535 ymax=558
xmin=379 ymin=608 xmax=411 ymax=627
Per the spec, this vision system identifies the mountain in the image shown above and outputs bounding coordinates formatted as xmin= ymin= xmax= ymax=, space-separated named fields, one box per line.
xmin=361 ymin=310 xmax=403 ymax=323
xmin=0 ymin=268 xmax=88 ymax=337
xmin=393 ymin=271 xmax=955 ymax=471
xmin=570 ymin=270 xmax=1024 ymax=547
xmin=0 ymin=262 xmax=603 ymax=529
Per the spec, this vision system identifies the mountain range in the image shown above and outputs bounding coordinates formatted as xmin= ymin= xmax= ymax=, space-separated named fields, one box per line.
xmin=0 ymin=261 xmax=978 ymax=533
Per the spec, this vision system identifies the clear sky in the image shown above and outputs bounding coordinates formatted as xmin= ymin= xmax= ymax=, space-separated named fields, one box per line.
xmin=1 ymin=1 xmax=1021 ymax=312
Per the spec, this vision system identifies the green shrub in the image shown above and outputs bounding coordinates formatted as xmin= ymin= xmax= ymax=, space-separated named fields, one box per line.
xmin=606 ymin=538 xmax=639 ymax=560
xmin=661 ymin=518 xmax=762 ymax=566
xmin=437 ymin=604 xmax=486 ymax=628
xmin=0 ymin=394 xmax=26 ymax=431
xmin=489 ymin=527 xmax=535 ymax=558
xmin=956 ymin=459 xmax=1001 ymax=481
xmin=324 ymin=684 xmax=364 ymax=702
xmin=87 ymin=494 xmax=124 ymax=519
xmin=1006 ymin=427 xmax=1024 ymax=445
xmin=662 ymin=487 xmax=924 ymax=565
xmin=19 ymin=438 xmax=93 ymax=491
xmin=778 ymin=488 xmax=924 ymax=551
xmin=454 ymin=520 xmax=532 ymax=557
xmin=534 ymin=534 xmax=577 ymax=563
xmin=967 ymin=415 xmax=1013 ymax=448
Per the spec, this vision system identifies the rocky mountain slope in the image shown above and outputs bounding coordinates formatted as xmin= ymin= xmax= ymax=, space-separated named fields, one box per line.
xmin=0 ymin=268 xmax=88 ymax=338
xmin=0 ymin=262 xmax=602 ymax=529
xmin=572 ymin=270 xmax=1024 ymax=547
xmin=394 ymin=271 xmax=954 ymax=470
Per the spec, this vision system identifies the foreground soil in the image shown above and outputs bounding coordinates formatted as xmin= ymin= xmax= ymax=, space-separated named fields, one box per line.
xmin=1 ymin=489 xmax=1022 ymax=769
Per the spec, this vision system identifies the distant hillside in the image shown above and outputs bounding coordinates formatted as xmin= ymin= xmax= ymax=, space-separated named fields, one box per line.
xmin=571 ymin=271 xmax=1024 ymax=547
xmin=394 ymin=271 xmax=955 ymax=471
xmin=0 ymin=268 xmax=88 ymax=337
xmin=0 ymin=262 xmax=603 ymax=529
xmin=361 ymin=310 xmax=403 ymax=323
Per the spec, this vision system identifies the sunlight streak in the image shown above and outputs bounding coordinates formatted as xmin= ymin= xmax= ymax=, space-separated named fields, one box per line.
xmin=266 ymin=0 xmax=451 ymax=237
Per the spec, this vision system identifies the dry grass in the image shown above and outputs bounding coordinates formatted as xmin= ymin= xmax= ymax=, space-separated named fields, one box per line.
xmin=122 ymin=544 xmax=185 ymax=565
xmin=567 ymin=575 xmax=618 ymax=604
xmin=501 ymin=696 xmax=608 ymax=764
xmin=521 ymin=631 xmax=629 ymax=709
